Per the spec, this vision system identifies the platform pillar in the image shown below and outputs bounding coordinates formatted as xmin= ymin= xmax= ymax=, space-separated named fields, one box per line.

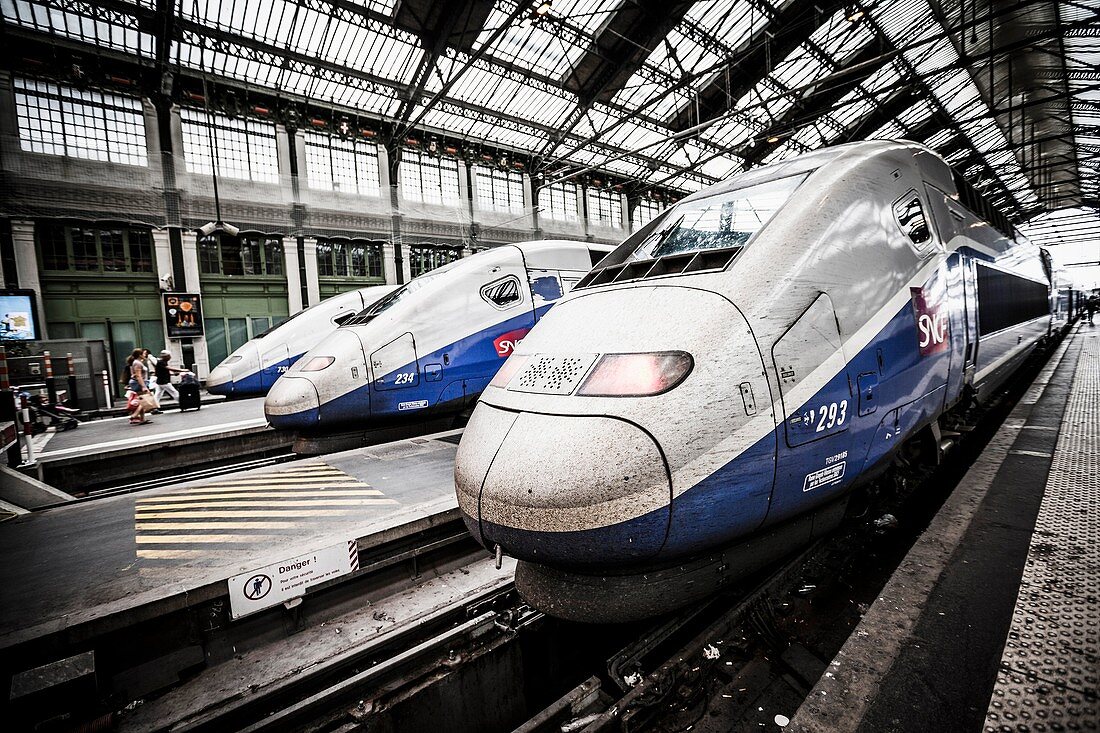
xmin=284 ymin=240 xmax=303 ymax=314
xmin=302 ymin=237 xmax=321 ymax=306
xmin=10 ymin=220 xmax=47 ymax=338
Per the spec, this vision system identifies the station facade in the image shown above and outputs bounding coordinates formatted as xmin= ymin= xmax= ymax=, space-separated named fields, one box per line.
xmin=0 ymin=71 xmax=669 ymax=385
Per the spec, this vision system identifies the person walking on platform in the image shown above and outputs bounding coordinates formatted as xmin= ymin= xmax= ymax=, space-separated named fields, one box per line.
xmin=154 ymin=350 xmax=181 ymax=404
xmin=141 ymin=348 xmax=157 ymax=389
xmin=1086 ymin=293 xmax=1099 ymax=326
xmin=125 ymin=348 xmax=154 ymax=425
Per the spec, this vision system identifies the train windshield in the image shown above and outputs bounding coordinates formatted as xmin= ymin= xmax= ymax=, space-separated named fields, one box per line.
xmin=629 ymin=173 xmax=806 ymax=260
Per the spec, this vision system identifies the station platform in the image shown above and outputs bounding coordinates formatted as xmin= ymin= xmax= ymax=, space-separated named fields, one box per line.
xmin=0 ymin=431 xmax=461 ymax=659
xmin=792 ymin=324 xmax=1099 ymax=732
xmin=22 ymin=397 xmax=292 ymax=493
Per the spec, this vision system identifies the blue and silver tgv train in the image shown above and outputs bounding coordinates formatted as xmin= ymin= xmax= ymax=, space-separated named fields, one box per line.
xmin=206 ymin=285 xmax=398 ymax=397
xmin=454 ymin=140 xmax=1054 ymax=622
xmin=264 ymin=239 xmax=611 ymax=431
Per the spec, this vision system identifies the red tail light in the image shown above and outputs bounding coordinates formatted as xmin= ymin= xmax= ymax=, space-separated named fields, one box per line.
xmin=576 ymin=352 xmax=693 ymax=397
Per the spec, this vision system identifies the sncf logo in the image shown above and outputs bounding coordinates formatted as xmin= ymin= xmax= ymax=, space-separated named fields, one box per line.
xmin=494 ymin=328 xmax=530 ymax=358
xmin=911 ymin=286 xmax=949 ymax=356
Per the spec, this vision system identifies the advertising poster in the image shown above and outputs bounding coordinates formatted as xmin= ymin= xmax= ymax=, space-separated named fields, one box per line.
xmin=163 ymin=293 xmax=205 ymax=338
xmin=0 ymin=292 xmax=39 ymax=341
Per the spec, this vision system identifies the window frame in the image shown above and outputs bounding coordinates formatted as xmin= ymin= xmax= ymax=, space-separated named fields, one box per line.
xmin=36 ymin=222 xmax=157 ymax=275
xmin=586 ymin=187 xmax=624 ymax=228
xmin=303 ymin=131 xmax=381 ymax=197
xmin=537 ymin=181 xmax=579 ymax=222
xmin=315 ymin=239 xmax=386 ymax=281
xmin=480 ymin=275 xmax=524 ymax=310
xmin=474 ymin=164 xmax=525 ymax=214
xmin=198 ymin=233 xmax=286 ymax=277
xmin=399 ymin=149 xmax=462 ymax=206
xmin=13 ymin=77 xmax=149 ymax=167
xmin=180 ymin=108 xmax=280 ymax=184
xmin=408 ymin=244 xmax=461 ymax=279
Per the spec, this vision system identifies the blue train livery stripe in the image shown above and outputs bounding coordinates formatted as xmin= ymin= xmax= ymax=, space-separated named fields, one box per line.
xmin=269 ymin=308 xmax=549 ymax=428
xmin=208 ymin=354 xmax=304 ymax=397
xmin=473 ymin=269 xmax=972 ymax=563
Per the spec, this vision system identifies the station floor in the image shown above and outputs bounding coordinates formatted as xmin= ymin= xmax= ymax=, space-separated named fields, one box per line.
xmin=793 ymin=323 xmax=1099 ymax=732
xmin=34 ymin=395 xmax=268 ymax=457
xmin=0 ymin=432 xmax=460 ymax=651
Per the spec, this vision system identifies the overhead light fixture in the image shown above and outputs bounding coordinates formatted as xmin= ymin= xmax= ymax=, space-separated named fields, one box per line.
xmin=767 ymin=135 xmax=781 ymax=143
xmin=847 ymin=9 xmax=864 ymax=22
xmin=198 ymin=220 xmax=240 ymax=238
xmin=535 ymin=1 xmax=552 ymax=16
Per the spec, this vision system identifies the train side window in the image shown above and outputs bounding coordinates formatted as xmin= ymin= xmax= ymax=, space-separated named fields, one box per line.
xmin=893 ymin=191 xmax=933 ymax=254
xmin=481 ymin=276 xmax=523 ymax=309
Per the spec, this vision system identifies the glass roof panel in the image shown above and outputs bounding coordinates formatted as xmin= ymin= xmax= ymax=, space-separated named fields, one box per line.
xmin=474 ymin=0 xmax=620 ymax=81
xmin=4 ymin=0 xmax=154 ymax=56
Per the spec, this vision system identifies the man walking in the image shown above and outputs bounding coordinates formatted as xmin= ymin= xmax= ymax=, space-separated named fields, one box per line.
xmin=154 ymin=350 xmax=181 ymax=403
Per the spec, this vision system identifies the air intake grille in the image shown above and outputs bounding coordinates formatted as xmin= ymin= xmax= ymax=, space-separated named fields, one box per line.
xmin=510 ymin=354 xmax=597 ymax=395
xmin=575 ymin=246 xmax=741 ymax=289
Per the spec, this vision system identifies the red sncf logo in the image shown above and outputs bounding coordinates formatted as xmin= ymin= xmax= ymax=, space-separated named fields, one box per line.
xmin=493 ymin=328 xmax=530 ymax=357
xmin=911 ymin=286 xmax=949 ymax=356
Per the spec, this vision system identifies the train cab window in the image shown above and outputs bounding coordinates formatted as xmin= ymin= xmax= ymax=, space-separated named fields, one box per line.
xmin=332 ymin=312 xmax=357 ymax=327
xmin=627 ymin=173 xmax=806 ymax=261
xmin=481 ymin=276 xmax=522 ymax=309
xmin=893 ymin=192 xmax=934 ymax=253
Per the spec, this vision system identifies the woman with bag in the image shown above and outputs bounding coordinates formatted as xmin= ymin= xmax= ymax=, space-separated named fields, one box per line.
xmin=124 ymin=348 xmax=156 ymax=425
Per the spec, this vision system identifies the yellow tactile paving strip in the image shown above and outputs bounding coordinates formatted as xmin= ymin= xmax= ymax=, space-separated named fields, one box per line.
xmin=134 ymin=463 xmax=398 ymax=560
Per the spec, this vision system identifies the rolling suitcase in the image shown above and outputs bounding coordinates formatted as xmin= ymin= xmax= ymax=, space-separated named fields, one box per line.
xmin=178 ymin=382 xmax=201 ymax=411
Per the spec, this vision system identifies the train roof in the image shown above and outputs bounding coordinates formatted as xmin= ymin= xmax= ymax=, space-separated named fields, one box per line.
xmin=677 ymin=140 xmax=952 ymax=207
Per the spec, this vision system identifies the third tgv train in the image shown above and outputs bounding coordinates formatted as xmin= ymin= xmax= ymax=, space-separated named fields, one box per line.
xmin=206 ymin=285 xmax=397 ymax=397
xmin=454 ymin=140 xmax=1059 ymax=622
xmin=264 ymin=240 xmax=611 ymax=431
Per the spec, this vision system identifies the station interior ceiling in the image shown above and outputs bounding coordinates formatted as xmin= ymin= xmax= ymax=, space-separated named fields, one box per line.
xmin=2 ymin=0 xmax=1098 ymax=286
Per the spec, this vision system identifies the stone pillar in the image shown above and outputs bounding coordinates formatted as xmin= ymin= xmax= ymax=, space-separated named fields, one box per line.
xmin=284 ymin=239 xmax=303 ymax=314
xmin=150 ymin=228 xmax=181 ymax=363
xmin=178 ymin=231 xmax=208 ymax=376
xmin=180 ymin=231 xmax=201 ymax=297
xmin=382 ymin=242 xmax=398 ymax=285
xmin=302 ymin=237 xmax=321 ymax=305
xmin=152 ymin=229 xmax=174 ymax=285
xmin=10 ymin=220 xmax=47 ymax=338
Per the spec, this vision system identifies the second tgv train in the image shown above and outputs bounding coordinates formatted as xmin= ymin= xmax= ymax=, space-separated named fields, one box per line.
xmin=455 ymin=140 xmax=1056 ymax=622
xmin=264 ymin=240 xmax=611 ymax=431
xmin=206 ymin=285 xmax=397 ymax=397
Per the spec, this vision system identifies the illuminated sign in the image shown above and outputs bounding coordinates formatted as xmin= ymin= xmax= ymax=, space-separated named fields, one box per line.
xmin=0 ymin=290 xmax=40 ymax=341
xmin=163 ymin=293 xmax=205 ymax=338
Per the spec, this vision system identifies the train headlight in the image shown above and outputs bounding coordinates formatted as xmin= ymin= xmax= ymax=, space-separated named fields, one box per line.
xmin=489 ymin=355 xmax=528 ymax=389
xmin=301 ymin=356 xmax=336 ymax=372
xmin=576 ymin=351 xmax=693 ymax=397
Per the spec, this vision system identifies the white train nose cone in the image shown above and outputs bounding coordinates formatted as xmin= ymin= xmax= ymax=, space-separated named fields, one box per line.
xmin=206 ymin=366 xmax=235 ymax=395
xmin=456 ymin=404 xmax=672 ymax=565
xmin=264 ymin=376 xmax=321 ymax=430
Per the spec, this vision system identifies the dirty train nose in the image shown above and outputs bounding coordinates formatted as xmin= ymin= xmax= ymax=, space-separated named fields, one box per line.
xmin=205 ymin=366 xmax=235 ymax=395
xmin=455 ymin=404 xmax=673 ymax=566
xmin=264 ymin=376 xmax=321 ymax=430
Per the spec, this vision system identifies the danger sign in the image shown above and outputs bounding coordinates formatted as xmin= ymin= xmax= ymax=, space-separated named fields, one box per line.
xmin=228 ymin=540 xmax=360 ymax=619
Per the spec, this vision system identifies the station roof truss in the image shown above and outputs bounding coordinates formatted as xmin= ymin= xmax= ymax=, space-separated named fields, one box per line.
xmin=2 ymin=0 xmax=1098 ymax=257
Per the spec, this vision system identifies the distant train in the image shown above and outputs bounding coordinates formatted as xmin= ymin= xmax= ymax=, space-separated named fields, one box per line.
xmin=206 ymin=285 xmax=397 ymax=397
xmin=454 ymin=140 xmax=1056 ymax=622
xmin=264 ymin=240 xmax=612 ymax=431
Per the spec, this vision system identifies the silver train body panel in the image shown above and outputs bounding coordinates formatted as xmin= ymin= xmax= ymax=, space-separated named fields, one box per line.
xmin=206 ymin=285 xmax=397 ymax=396
xmin=455 ymin=141 xmax=1051 ymax=579
xmin=264 ymin=240 xmax=610 ymax=429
